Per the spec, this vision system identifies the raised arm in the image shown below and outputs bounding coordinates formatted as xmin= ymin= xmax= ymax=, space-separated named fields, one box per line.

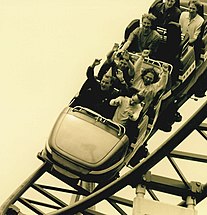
xmin=86 ymin=58 xmax=102 ymax=79
xmin=106 ymin=43 xmax=120 ymax=63
xmin=154 ymin=63 xmax=169 ymax=93
xmin=133 ymin=50 xmax=150 ymax=83
xmin=121 ymin=50 xmax=135 ymax=77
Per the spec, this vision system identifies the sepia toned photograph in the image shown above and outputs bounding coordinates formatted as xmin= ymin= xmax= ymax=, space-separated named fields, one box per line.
xmin=0 ymin=0 xmax=207 ymax=214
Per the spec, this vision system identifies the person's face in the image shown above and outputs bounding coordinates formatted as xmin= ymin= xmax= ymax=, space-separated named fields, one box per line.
xmin=189 ymin=3 xmax=198 ymax=18
xmin=100 ymin=76 xmax=112 ymax=91
xmin=143 ymin=72 xmax=155 ymax=85
xmin=142 ymin=18 xmax=152 ymax=32
xmin=117 ymin=59 xmax=128 ymax=70
xmin=165 ymin=0 xmax=176 ymax=9
xmin=129 ymin=94 xmax=139 ymax=106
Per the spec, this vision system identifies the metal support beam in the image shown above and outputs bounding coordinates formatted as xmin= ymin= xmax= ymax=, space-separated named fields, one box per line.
xmin=0 ymin=163 xmax=51 ymax=215
xmin=196 ymin=123 xmax=207 ymax=141
xmin=167 ymin=156 xmax=190 ymax=188
xmin=47 ymin=101 xmax=207 ymax=215
xmin=107 ymin=196 xmax=133 ymax=208
xmin=170 ymin=150 xmax=207 ymax=163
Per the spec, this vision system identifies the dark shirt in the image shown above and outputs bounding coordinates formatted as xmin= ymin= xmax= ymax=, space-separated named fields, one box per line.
xmin=149 ymin=3 xmax=181 ymax=28
xmin=127 ymin=27 xmax=161 ymax=59
xmin=74 ymin=66 xmax=119 ymax=119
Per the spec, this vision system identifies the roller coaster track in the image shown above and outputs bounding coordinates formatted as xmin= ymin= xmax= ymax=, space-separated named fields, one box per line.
xmin=1 ymin=99 xmax=206 ymax=215
xmin=48 ymin=100 xmax=207 ymax=215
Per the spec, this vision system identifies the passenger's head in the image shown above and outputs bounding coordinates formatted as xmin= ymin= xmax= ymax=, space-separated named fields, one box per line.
xmin=165 ymin=0 xmax=177 ymax=9
xmin=188 ymin=1 xmax=202 ymax=18
xmin=141 ymin=67 xmax=159 ymax=86
xmin=129 ymin=93 xmax=145 ymax=106
xmin=115 ymin=51 xmax=130 ymax=70
xmin=100 ymin=74 xmax=114 ymax=91
xmin=141 ymin=13 xmax=156 ymax=31
xmin=117 ymin=59 xmax=128 ymax=70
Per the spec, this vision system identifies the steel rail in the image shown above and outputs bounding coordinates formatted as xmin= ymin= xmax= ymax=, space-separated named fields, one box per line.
xmin=47 ymin=100 xmax=207 ymax=215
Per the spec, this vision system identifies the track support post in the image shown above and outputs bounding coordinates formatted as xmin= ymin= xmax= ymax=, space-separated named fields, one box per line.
xmin=132 ymin=184 xmax=146 ymax=215
xmin=186 ymin=196 xmax=196 ymax=210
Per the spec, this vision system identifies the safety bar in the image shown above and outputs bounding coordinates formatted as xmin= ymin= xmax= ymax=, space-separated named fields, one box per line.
xmin=128 ymin=52 xmax=173 ymax=74
xmin=157 ymin=26 xmax=167 ymax=42
xmin=71 ymin=106 xmax=126 ymax=136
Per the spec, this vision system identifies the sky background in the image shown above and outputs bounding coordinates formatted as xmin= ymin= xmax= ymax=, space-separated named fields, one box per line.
xmin=0 ymin=0 xmax=206 ymax=214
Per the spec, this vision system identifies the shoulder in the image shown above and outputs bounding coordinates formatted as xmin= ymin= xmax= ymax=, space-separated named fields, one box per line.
xmin=196 ymin=14 xmax=204 ymax=23
xmin=152 ymin=29 xmax=160 ymax=36
xmin=179 ymin=11 xmax=188 ymax=22
xmin=172 ymin=6 xmax=181 ymax=15
xmin=128 ymin=27 xmax=140 ymax=40
xmin=132 ymin=27 xmax=141 ymax=35
xmin=152 ymin=30 xmax=161 ymax=39
xmin=154 ymin=2 xmax=164 ymax=11
xmin=180 ymin=11 xmax=188 ymax=18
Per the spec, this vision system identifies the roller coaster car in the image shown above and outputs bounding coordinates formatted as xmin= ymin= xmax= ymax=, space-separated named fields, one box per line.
xmin=39 ymin=106 xmax=129 ymax=183
xmin=38 ymin=56 xmax=171 ymax=182
xmin=39 ymin=1 xmax=207 ymax=183
xmin=123 ymin=1 xmax=207 ymax=132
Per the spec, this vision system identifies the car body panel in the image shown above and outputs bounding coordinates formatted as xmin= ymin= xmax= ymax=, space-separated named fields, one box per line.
xmin=44 ymin=106 xmax=129 ymax=181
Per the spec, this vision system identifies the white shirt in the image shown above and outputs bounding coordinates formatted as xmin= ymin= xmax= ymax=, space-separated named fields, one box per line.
xmin=179 ymin=11 xmax=204 ymax=40
xmin=110 ymin=96 xmax=143 ymax=126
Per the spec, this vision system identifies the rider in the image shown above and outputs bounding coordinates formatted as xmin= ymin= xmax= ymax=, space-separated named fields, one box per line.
xmin=110 ymin=93 xmax=145 ymax=143
xmin=98 ymin=43 xmax=135 ymax=93
xmin=179 ymin=0 xmax=204 ymax=45
xmin=72 ymin=59 xmax=118 ymax=119
xmin=118 ymin=13 xmax=161 ymax=59
xmin=149 ymin=0 xmax=181 ymax=28
xmin=130 ymin=50 xmax=169 ymax=110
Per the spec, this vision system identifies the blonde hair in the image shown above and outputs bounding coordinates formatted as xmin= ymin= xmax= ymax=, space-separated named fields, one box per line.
xmin=142 ymin=13 xmax=156 ymax=23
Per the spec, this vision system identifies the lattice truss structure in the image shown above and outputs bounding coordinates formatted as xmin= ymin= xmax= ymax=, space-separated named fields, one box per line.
xmin=1 ymin=100 xmax=206 ymax=215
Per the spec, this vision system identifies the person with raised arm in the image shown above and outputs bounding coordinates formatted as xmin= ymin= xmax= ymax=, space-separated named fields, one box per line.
xmin=98 ymin=43 xmax=135 ymax=93
xmin=72 ymin=59 xmax=118 ymax=119
xmin=130 ymin=50 xmax=169 ymax=110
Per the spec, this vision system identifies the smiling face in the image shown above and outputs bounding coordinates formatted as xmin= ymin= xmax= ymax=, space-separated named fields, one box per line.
xmin=142 ymin=17 xmax=152 ymax=33
xmin=165 ymin=0 xmax=176 ymax=9
xmin=100 ymin=75 xmax=112 ymax=91
xmin=143 ymin=71 xmax=155 ymax=86
xmin=117 ymin=59 xmax=128 ymax=70
xmin=189 ymin=3 xmax=198 ymax=19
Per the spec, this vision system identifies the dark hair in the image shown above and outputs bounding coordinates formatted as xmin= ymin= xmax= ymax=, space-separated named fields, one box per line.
xmin=141 ymin=67 xmax=160 ymax=83
xmin=188 ymin=0 xmax=203 ymax=13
